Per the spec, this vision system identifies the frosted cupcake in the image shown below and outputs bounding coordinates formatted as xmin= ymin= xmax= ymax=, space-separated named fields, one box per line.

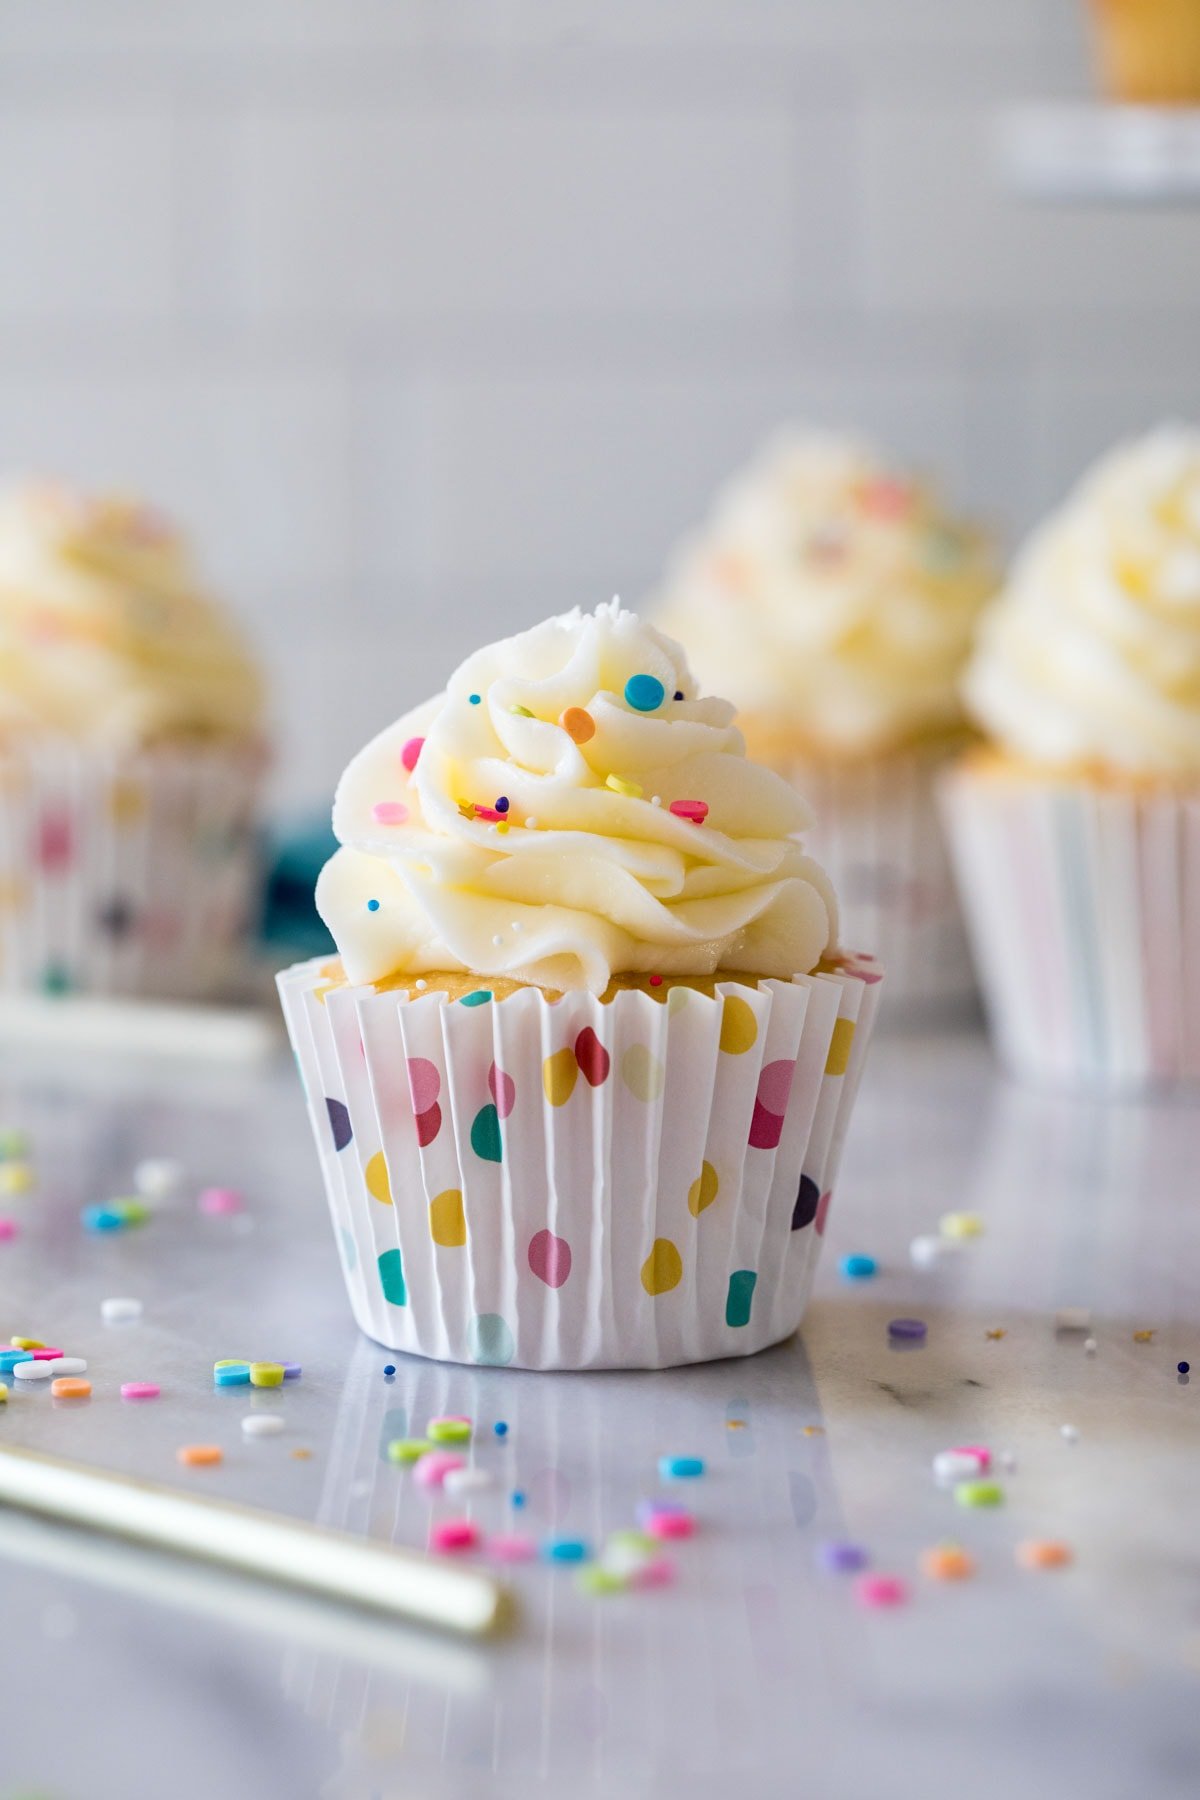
xmin=278 ymin=600 xmax=882 ymax=1371
xmin=943 ymin=426 xmax=1200 ymax=1089
xmin=652 ymin=431 xmax=996 ymax=1013
xmin=0 ymin=483 xmax=267 ymax=999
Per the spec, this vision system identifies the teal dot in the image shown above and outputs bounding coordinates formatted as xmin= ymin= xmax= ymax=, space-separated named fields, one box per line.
xmin=470 ymin=1103 xmax=503 ymax=1163
xmin=367 ymin=898 xmax=380 ymax=912
xmin=459 ymin=990 xmax=492 ymax=1007
xmin=725 ymin=1269 xmax=757 ymax=1329
xmin=378 ymin=1247 xmax=407 ymax=1306
xmin=624 ymin=673 xmax=665 ymax=712
xmin=41 ymin=964 xmax=73 ymax=996
xmin=469 ymin=1313 xmax=514 ymax=1366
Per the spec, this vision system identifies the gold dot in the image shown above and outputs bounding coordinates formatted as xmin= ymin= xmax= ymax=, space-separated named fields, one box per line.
xmin=824 ymin=1017 xmax=856 ymax=1077
xmin=688 ymin=1161 xmax=719 ymax=1217
xmin=364 ymin=1151 xmax=392 ymax=1207
xmin=640 ymin=1237 xmax=683 ymax=1296
xmin=719 ymin=994 xmax=757 ymax=1055
xmin=429 ymin=1188 xmax=467 ymax=1248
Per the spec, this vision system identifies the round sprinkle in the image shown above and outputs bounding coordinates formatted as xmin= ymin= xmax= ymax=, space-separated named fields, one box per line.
xmin=920 ymin=1544 xmax=975 ymax=1581
xmin=0 ymin=1128 xmax=29 ymax=1160
xmin=560 ymin=706 xmax=595 ymax=744
xmin=468 ymin=693 xmax=481 ymax=705
xmin=177 ymin=1445 xmax=223 ymax=1468
xmin=488 ymin=1532 xmax=536 ymax=1562
xmin=249 ymin=1362 xmax=285 ymax=1388
xmin=198 ymin=1187 xmax=243 ymax=1216
xmin=414 ymin=1450 xmax=465 ymax=1489
xmin=214 ymin=1361 xmax=250 ymax=1386
xmin=668 ymin=799 xmax=708 ymax=824
xmin=512 ymin=1490 xmax=527 ymax=1508
xmin=47 ymin=1357 xmax=86 ymax=1376
xmin=372 ymin=801 xmax=409 ymax=826
xmin=933 ymin=1448 xmax=989 ymax=1486
xmin=0 ymin=1383 xmax=6 ymax=1402
xmin=367 ymin=898 xmax=380 ymax=912
xmin=0 ymin=1219 xmax=18 ymax=1242
xmin=400 ymin=736 xmax=424 ymax=772
xmin=643 ymin=1506 xmax=695 ymax=1541
xmin=443 ymin=1466 xmax=496 ymax=1497
xmin=281 ymin=1362 xmax=301 ymax=1381
xmin=13 ymin=1361 xmax=50 ymax=1380
xmin=494 ymin=1420 xmax=508 ymax=1437
xmin=954 ymin=1480 xmax=1004 ymax=1508
xmin=649 ymin=974 xmax=663 ymax=987
xmin=432 ymin=1519 xmax=479 ymax=1554
xmin=909 ymin=1234 xmax=964 ymax=1268
xmin=29 ymin=1347 xmax=63 ymax=1361
xmin=113 ymin=1197 xmax=150 ymax=1226
xmin=658 ymin=1455 xmax=704 ymax=1480
xmin=525 ymin=817 xmax=538 ymax=830
xmin=495 ymin=796 xmax=510 ymax=814
xmin=1085 ymin=1337 xmax=1098 ymax=1354
xmin=854 ymin=1574 xmax=908 ymax=1609
xmin=0 ymin=1165 xmax=33 ymax=1195
xmin=577 ymin=1567 xmax=625 ymax=1596
xmin=242 ymin=1414 xmax=285 ymax=1438
xmin=1179 ymin=1361 xmax=1191 ymax=1374
xmin=492 ymin=933 xmax=503 ymax=947
xmin=11 ymin=1338 xmax=44 ymax=1350
xmin=414 ymin=980 xmax=427 ymax=992
xmin=650 ymin=795 xmax=662 ymax=806
xmin=941 ymin=1211 xmax=984 ymax=1239
xmin=83 ymin=1204 xmax=126 ymax=1233
xmin=51 ymin=1377 xmax=90 ymax=1399
xmin=817 ymin=1540 xmax=870 ymax=1573
xmin=386 ymin=1439 xmax=433 ymax=1465
xmin=887 ymin=1317 xmax=927 ymax=1340
xmin=121 ymin=1382 xmax=159 ymax=1400
xmin=101 ymin=1296 xmax=142 ymax=1324
xmin=630 ymin=1554 xmax=675 ymax=1590
xmin=0 ymin=1350 xmax=29 ymax=1373
xmin=543 ymin=1537 xmax=590 ymax=1563
xmin=606 ymin=773 xmax=642 ymax=798
xmin=1060 ymin=1424 xmax=1079 ymax=1443
xmin=428 ymin=1416 xmax=472 ymax=1445
xmin=383 ymin=1364 xmax=396 ymax=1377
xmin=624 ymin=673 xmax=665 ymax=712
xmin=673 ymin=690 xmax=684 ymax=701
xmin=133 ymin=1158 xmax=181 ymax=1199
xmin=1016 ymin=1539 xmax=1073 ymax=1570
xmin=840 ymin=1253 xmax=877 ymax=1281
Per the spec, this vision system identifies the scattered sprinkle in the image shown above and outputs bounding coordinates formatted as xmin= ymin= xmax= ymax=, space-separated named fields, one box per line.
xmin=624 ymin=673 xmax=666 ymax=712
xmin=387 ymin=1438 xmax=433 ymax=1465
xmin=986 ymin=1328 xmax=1007 ymax=1340
xmin=560 ymin=705 xmax=595 ymax=744
xmin=802 ymin=1425 xmax=824 ymax=1437
xmin=214 ymin=1360 xmax=250 ymax=1386
xmin=650 ymin=795 xmax=662 ymax=806
xmin=0 ymin=1219 xmax=18 ymax=1242
xmin=383 ymin=1364 xmax=396 ymax=1376
xmin=909 ymin=1234 xmax=964 ymax=1268
xmin=818 ymin=1539 xmax=869 ymax=1573
xmin=512 ymin=1490 xmax=527 ymax=1508
xmin=669 ymin=799 xmax=709 ymax=825
xmin=82 ymin=1204 xmax=129 ymax=1233
xmin=414 ymin=1450 xmax=465 ymax=1489
xmin=177 ymin=1445 xmax=223 ymax=1468
xmin=649 ymin=974 xmax=663 ymax=987
xmin=920 ymin=1544 xmax=976 ymax=1581
xmin=13 ymin=1361 xmax=50 ymax=1380
xmin=0 ymin=1384 xmax=6 ymax=1402
xmin=933 ymin=1447 xmax=990 ymax=1486
xmin=495 ymin=796 xmax=510 ymax=814
xmin=121 ymin=1382 xmax=159 ymax=1400
xmin=630 ymin=1554 xmax=676 ymax=1590
xmin=606 ymin=773 xmax=642 ymax=798
xmin=468 ymin=694 xmax=481 ymax=706
xmin=0 ymin=1128 xmax=29 ymax=1160
xmin=840 ymin=1253 xmax=877 ymax=1281
xmin=854 ymin=1573 xmax=908 ymax=1609
xmin=673 ymin=690 xmax=684 ymax=701
xmin=0 ymin=1164 xmax=34 ymax=1196
xmin=493 ymin=1421 xmax=508 ymax=1437
xmin=887 ymin=1317 xmax=927 ymax=1341
xmin=543 ymin=1537 xmax=590 ymax=1563
xmin=414 ymin=981 xmax=427 ymax=992
xmin=9 ymin=1337 xmax=43 ymax=1351
xmin=242 ymin=1414 xmax=285 ymax=1438
xmin=366 ymin=898 xmax=380 ymax=912
xmin=1085 ymin=1337 xmax=1098 ymax=1354
xmin=51 ymin=1377 xmax=90 ymax=1399
xmin=400 ymin=736 xmax=424 ymax=772
xmin=1134 ymin=1330 xmax=1155 ymax=1343
xmin=1016 ymin=1539 xmax=1073 ymax=1570
xmin=1060 ymin=1424 xmax=1079 ymax=1443
xmin=491 ymin=933 xmax=503 ymax=946
xmin=47 ymin=1357 xmax=86 ymax=1376
xmin=488 ymin=1532 xmax=536 ymax=1562
xmin=658 ymin=1455 xmax=705 ymax=1480
xmin=1179 ymin=1361 xmax=1191 ymax=1374
xmin=198 ymin=1187 xmax=243 ymax=1216
xmin=525 ymin=817 xmax=539 ymax=830
xmin=101 ymin=1297 xmax=142 ymax=1324
xmin=576 ymin=1566 xmax=625 ymax=1596
xmin=443 ymin=1466 xmax=496 ymax=1497
xmin=432 ymin=1518 xmax=479 ymax=1554
xmin=291 ymin=1448 xmax=312 ymax=1460
xmin=133 ymin=1158 xmax=181 ymax=1200
xmin=642 ymin=1506 xmax=695 ymax=1541
xmin=726 ymin=1419 xmax=747 ymax=1430
xmin=1056 ymin=1307 xmax=1092 ymax=1332
xmin=940 ymin=1212 xmax=984 ymax=1239
xmin=427 ymin=1416 xmax=472 ymax=1445
xmin=249 ymin=1362 xmax=285 ymax=1388
xmin=955 ymin=1480 xmax=1004 ymax=1507
xmin=372 ymin=801 xmax=409 ymax=826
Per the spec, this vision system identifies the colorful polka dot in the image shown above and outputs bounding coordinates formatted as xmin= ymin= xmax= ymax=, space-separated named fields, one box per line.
xmin=622 ymin=1044 xmax=665 ymax=1103
xmin=400 ymin=736 xmax=424 ymax=772
xmin=429 ymin=1188 xmax=467 ymax=1248
xmin=377 ymin=1247 xmax=407 ymax=1306
xmin=719 ymin=994 xmax=757 ymax=1055
xmin=326 ymin=1097 xmax=352 ymax=1152
xmin=688 ymin=1162 xmax=719 ymax=1217
xmin=825 ymin=1018 xmax=856 ymax=1077
xmin=528 ymin=1228 xmax=572 ymax=1289
xmin=406 ymin=1057 xmax=440 ymax=1114
xmin=365 ymin=1150 xmax=392 ymax=1206
xmin=415 ymin=1102 xmax=442 ymax=1147
xmin=641 ymin=1238 xmax=683 ymax=1296
xmin=574 ymin=1026 xmax=611 ymax=1088
xmin=815 ymin=1189 xmax=832 ymax=1235
xmin=37 ymin=811 xmax=73 ymax=874
xmin=470 ymin=1104 xmax=503 ymax=1163
xmin=792 ymin=1173 xmax=820 ymax=1231
xmin=488 ymin=1063 xmax=516 ymax=1120
xmin=725 ymin=1269 xmax=757 ymax=1329
xmin=469 ymin=1313 xmax=515 ymax=1366
xmin=748 ymin=1059 xmax=794 ymax=1150
xmin=340 ymin=1228 xmax=357 ymax=1271
xmin=543 ymin=1047 xmax=578 ymax=1107
xmin=624 ymin=673 xmax=665 ymax=712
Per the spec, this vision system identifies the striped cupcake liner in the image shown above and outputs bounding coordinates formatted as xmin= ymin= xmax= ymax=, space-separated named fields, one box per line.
xmin=0 ymin=736 xmax=265 ymax=1001
xmin=278 ymin=957 xmax=882 ymax=1371
xmin=940 ymin=763 xmax=1200 ymax=1090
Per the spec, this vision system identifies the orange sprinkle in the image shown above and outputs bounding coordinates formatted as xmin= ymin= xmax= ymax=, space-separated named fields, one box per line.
xmin=177 ymin=1444 xmax=223 ymax=1468
xmin=1016 ymin=1539 xmax=1073 ymax=1570
xmin=291 ymin=1447 xmax=312 ymax=1460
xmin=920 ymin=1544 xmax=976 ymax=1582
xmin=560 ymin=706 xmax=595 ymax=745
xmin=802 ymin=1425 xmax=825 ymax=1437
xmin=51 ymin=1377 xmax=91 ymax=1399
xmin=726 ymin=1419 xmax=747 ymax=1430
xmin=986 ymin=1328 xmax=1007 ymax=1340
xmin=1133 ymin=1330 xmax=1155 ymax=1343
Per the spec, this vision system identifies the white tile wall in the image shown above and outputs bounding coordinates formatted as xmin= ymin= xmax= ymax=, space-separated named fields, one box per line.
xmin=0 ymin=0 xmax=1194 ymax=810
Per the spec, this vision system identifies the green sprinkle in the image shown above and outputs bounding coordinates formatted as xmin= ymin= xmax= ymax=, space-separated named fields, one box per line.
xmin=0 ymin=1129 xmax=29 ymax=1162
xmin=427 ymin=1417 xmax=472 ymax=1444
xmin=112 ymin=1197 xmax=151 ymax=1226
xmin=955 ymin=1480 xmax=1004 ymax=1508
xmin=511 ymin=705 xmax=534 ymax=718
xmin=386 ymin=1438 xmax=433 ymax=1465
xmin=607 ymin=1529 xmax=657 ymax=1556
xmin=576 ymin=1567 xmax=626 ymax=1596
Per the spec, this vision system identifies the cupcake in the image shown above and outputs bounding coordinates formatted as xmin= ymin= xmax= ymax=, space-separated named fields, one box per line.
xmin=1086 ymin=0 xmax=1200 ymax=105
xmin=652 ymin=431 xmax=996 ymax=1014
xmin=0 ymin=483 xmax=267 ymax=1000
xmin=942 ymin=425 xmax=1200 ymax=1089
xmin=278 ymin=600 xmax=882 ymax=1371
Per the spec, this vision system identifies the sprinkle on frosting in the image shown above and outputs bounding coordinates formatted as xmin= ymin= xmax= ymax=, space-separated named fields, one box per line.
xmin=317 ymin=600 xmax=838 ymax=994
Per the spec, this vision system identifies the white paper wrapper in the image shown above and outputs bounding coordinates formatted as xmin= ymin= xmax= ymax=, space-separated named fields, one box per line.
xmin=940 ymin=761 xmax=1200 ymax=1090
xmin=0 ymin=737 xmax=265 ymax=1001
xmin=278 ymin=957 xmax=882 ymax=1371
xmin=759 ymin=742 xmax=974 ymax=1018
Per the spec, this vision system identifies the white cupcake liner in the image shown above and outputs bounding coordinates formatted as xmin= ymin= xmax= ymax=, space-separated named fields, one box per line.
xmin=0 ymin=737 xmax=265 ymax=1001
xmin=763 ymin=743 xmax=975 ymax=1017
xmin=278 ymin=956 xmax=882 ymax=1371
xmin=940 ymin=762 xmax=1200 ymax=1090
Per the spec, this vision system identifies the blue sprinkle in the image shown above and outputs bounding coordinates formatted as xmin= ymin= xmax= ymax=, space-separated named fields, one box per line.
xmin=624 ymin=672 xmax=666 ymax=713
xmin=468 ymin=693 xmax=481 ymax=705
xmin=673 ymin=690 xmax=684 ymax=701
xmin=512 ymin=1490 xmax=526 ymax=1508
xmin=383 ymin=1363 xmax=396 ymax=1377
xmin=366 ymin=898 xmax=380 ymax=912
xmin=495 ymin=796 xmax=510 ymax=813
xmin=214 ymin=1364 xmax=251 ymax=1387
xmin=494 ymin=1421 xmax=509 ymax=1437
xmin=840 ymin=1253 xmax=878 ymax=1281
xmin=658 ymin=1455 xmax=705 ymax=1480
xmin=1179 ymin=1361 xmax=1191 ymax=1374
xmin=459 ymin=991 xmax=492 ymax=1007
xmin=543 ymin=1537 xmax=590 ymax=1563
xmin=82 ymin=1205 xmax=126 ymax=1233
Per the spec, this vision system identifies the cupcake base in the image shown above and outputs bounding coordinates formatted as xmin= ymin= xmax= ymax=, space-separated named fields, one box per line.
xmin=941 ymin=756 xmax=1200 ymax=1090
xmin=278 ymin=957 xmax=882 ymax=1371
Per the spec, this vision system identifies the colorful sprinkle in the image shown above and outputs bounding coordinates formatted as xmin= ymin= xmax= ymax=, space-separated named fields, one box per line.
xmin=488 ymin=1532 xmax=536 ymax=1562
xmin=101 ymin=1297 xmax=142 ymax=1324
xmin=854 ymin=1574 xmax=908 ymax=1609
xmin=198 ymin=1187 xmax=243 ymax=1216
xmin=1180 ymin=1361 xmax=1191 ymax=1374
xmin=214 ymin=1361 xmax=250 ymax=1386
xmin=428 ymin=1416 xmax=472 ymax=1445
xmin=372 ymin=801 xmax=409 ymax=826
xmin=400 ymin=736 xmax=424 ymax=772
xmin=121 ymin=1382 xmax=160 ymax=1400
xmin=543 ymin=1537 xmax=590 ymax=1563
xmin=642 ymin=1506 xmax=695 ymax=1541
xmin=673 ymin=690 xmax=684 ymax=701
xmin=242 ymin=1415 xmax=284 ymax=1438
xmin=840 ymin=1254 xmax=878 ymax=1280
xmin=468 ymin=694 xmax=481 ymax=705
xmin=0 ymin=1219 xmax=17 ymax=1242
xmin=383 ymin=1364 xmax=396 ymax=1376
xmin=941 ymin=1211 xmax=984 ymax=1239
xmin=443 ymin=1466 xmax=495 ymax=1497
xmin=818 ymin=1542 xmax=870 ymax=1573
xmin=511 ymin=705 xmax=534 ymax=718
xmin=51 ymin=1377 xmax=90 ymax=1399
xmin=414 ymin=1450 xmax=465 ymax=1489
xmin=47 ymin=1358 xmax=86 ymax=1375
xmin=386 ymin=1439 xmax=433 ymax=1466
xmin=459 ymin=990 xmax=492 ymax=1008
xmin=495 ymin=796 xmax=510 ymax=814
xmin=177 ymin=1445 xmax=223 ymax=1468
xmin=1016 ymin=1539 xmax=1073 ymax=1570
xmin=366 ymin=898 xmax=381 ymax=912
xmin=560 ymin=706 xmax=596 ymax=744
xmin=431 ymin=1519 xmax=479 ymax=1554
xmin=82 ymin=1205 xmax=127 ymax=1233
xmin=624 ymin=673 xmax=665 ymax=712
xmin=606 ymin=773 xmax=642 ymax=798
xmin=920 ymin=1545 xmax=976 ymax=1581
xmin=909 ymin=1234 xmax=964 ymax=1268
xmin=658 ymin=1456 xmax=704 ymax=1480
xmin=933 ymin=1448 xmax=989 ymax=1486
xmin=888 ymin=1318 xmax=927 ymax=1341
xmin=668 ymin=799 xmax=708 ymax=824
xmin=249 ymin=1362 xmax=285 ymax=1388
xmin=13 ymin=1361 xmax=51 ymax=1380
xmin=0 ymin=1164 xmax=33 ymax=1195
xmin=494 ymin=1421 xmax=508 ymax=1437
xmin=955 ymin=1480 xmax=1004 ymax=1508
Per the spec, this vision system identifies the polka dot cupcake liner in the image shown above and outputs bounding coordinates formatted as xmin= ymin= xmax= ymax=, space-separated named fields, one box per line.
xmin=0 ymin=738 xmax=265 ymax=1001
xmin=941 ymin=762 xmax=1200 ymax=1089
xmin=278 ymin=957 xmax=883 ymax=1371
xmin=758 ymin=740 xmax=975 ymax=1020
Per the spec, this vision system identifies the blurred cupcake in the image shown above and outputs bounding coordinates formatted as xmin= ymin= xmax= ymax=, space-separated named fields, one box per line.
xmin=943 ymin=425 xmax=1200 ymax=1089
xmin=652 ymin=432 xmax=996 ymax=1014
xmin=0 ymin=483 xmax=267 ymax=1000
xmin=1087 ymin=0 xmax=1200 ymax=105
xmin=278 ymin=600 xmax=881 ymax=1371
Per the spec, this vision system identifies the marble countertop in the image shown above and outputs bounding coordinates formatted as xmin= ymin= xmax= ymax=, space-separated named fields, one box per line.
xmin=0 ymin=1021 xmax=1197 ymax=1800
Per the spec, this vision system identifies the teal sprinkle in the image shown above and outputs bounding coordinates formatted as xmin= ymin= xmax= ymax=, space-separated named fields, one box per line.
xmin=366 ymin=898 xmax=380 ymax=912
xmin=460 ymin=990 xmax=492 ymax=1007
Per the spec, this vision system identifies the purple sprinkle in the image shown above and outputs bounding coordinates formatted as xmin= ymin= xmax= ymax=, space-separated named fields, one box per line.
xmin=887 ymin=1317 xmax=927 ymax=1340
xmin=818 ymin=1541 xmax=870 ymax=1573
xmin=282 ymin=1362 xmax=302 ymax=1380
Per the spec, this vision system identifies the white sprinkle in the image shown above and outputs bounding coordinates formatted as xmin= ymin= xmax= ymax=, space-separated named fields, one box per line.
xmin=1060 ymin=1424 xmax=1079 ymax=1443
xmin=442 ymin=1465 xmax=496 ymax=1497
xmin=1056 ymin=1307 xmax=1092 ymax=1332
xmin=909 ymin=1234 xmax=964 ymax=1269
xmin=415 ymin=979 xmax=427 ymax=991
xmin=1084 ymin=1337 xmax=1098 ymax=1355
xmin=13 ymin=1361 xmax=51 ymax=1380
xmin=525 ymin=817 xmax=538 ymax=830
xmin=651 ymin=795 xmax=662 ymax=806
xmin=492 ymin=934 xmax=504 ymax=947
xmin=932 ymin=1448 xmax=987 ymax=1487
xmin=133 ymin=1157 xmax=182 ymax=1201
xmin=101 ymin=1296 xmax=142 ymax=1325
xmin=511 ymin=921 xmax=522 ymax=933
xmin=242 ymin=1414 xmax=285 ymax=1438
xmin=47 ymin=1357 xmax=86 ymax=1376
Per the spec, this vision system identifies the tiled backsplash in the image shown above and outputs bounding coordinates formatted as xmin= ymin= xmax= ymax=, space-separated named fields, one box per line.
xmin=1 ymin=0 xmax=1195 ymax=806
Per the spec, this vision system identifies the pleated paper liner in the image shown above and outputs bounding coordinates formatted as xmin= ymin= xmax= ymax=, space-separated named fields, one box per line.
xmin=279 ymin=955 xmax=882 ymax=1371
xmin=940 ymin=761 xmax=1200 ymax=1090
xmin=0 ymin=736 xmax=265 ymax=1001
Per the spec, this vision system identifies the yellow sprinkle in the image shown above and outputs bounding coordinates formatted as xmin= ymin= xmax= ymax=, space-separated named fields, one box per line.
xmin=0 ymin=1165 xmax=33 ymax=1196
xmin=511 ymin=705 xmax=534 ymax=718
xmin=291 ymin=1448 xmax=312 ymax=1460
xmin=457 ymin=801 xmax=475 ymax=820
xmin=10 ymin=1337 xmax=43 ymax=1351
xmin=726 ymin=1419 xmax=747 ymax=1430
xmin=1133 ymin=1330 xmax=1155 ymax=1343
xmin=986 ymin=1328 xmax=1007 ymax=1340
xmin=0 ymin=1383 xmax=7 ymax=1402
xmin=802 ymin=1425 xmax=824 ymax=1437
xmin=496 ymin=821 xmax=510 ymax=835
xmin=606 ymin=773 xmax=643 ymax=799
xmin=940 ymin=1211 xmax=984 ymax=1240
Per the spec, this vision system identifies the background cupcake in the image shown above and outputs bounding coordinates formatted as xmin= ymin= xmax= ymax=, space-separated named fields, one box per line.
xmin=1086 ymin=0 xmax=1200 ymax=104
xmin=0 ymin=483 xmax=267 ymax=1001
xmin=943 ymin=424 xmax=1200 ymax=1089
xmin=279 ymin=600 xmax=881 ymax=1371
xmin=652 ymin=431 xmax=997 ymax=1015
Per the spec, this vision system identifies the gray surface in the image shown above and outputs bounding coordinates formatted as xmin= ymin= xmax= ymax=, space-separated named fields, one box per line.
xmin=0 ymin=1025 xmax=1198 ymax=1800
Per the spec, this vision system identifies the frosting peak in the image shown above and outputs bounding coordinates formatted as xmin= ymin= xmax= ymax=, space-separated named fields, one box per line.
xmin=965 ymin=426 xmax=1200 ymax=779
xmin=317 ymin=601 xmax=838 ymax=994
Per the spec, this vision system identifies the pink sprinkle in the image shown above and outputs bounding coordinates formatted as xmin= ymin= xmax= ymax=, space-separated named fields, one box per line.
xmin=644 ymin=1507 xmax=695 ymax=1541
xmin=474 ymin=806 xmax=502 ymax=823
xmin=414 ymin=1450 xmax=466 ymax=1489
xmin=0 ymin=1219 xmax=17 ymax=1242
xmin=487 ymin=1532 xmax=537 ymax=1563
xmin=198 ymin=1187 xmax=243 ymax=1216
xmin=952 ymin=1444 xmax=991 ymax=1471
xmin=121 ymin=1381 xmax=160 ymax=1400
xmin=372 ymin=801 xmax=409 ymax=826
xmin=630 ymin=1554 xmax=676 ymax=1589
xmin=649 ymin=974 xmax=663 ymax=988
xmin=669 ymin=800 xmax=708 ymax=824
xmin=30 ymin=1347 xmax=64 ymax=1361
xmin=400 ymin=736 xmax=425 ymax=773
xmin=431 ymin=1518 xmax=479 ymax=1554
xmin=855 ymin=1574 xmax=908 ymax=1609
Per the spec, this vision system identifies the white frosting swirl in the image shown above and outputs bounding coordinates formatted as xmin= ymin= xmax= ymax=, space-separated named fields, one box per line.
xmin=652 ymin=431 xmax=995 ymax=755
xmin=0 ymin=483 xmax=264 ymax=747
xmin=965 ymin=426 xmax=1200 ymax=779
xmin=317 ymin=601 xmax=838 ymax=994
